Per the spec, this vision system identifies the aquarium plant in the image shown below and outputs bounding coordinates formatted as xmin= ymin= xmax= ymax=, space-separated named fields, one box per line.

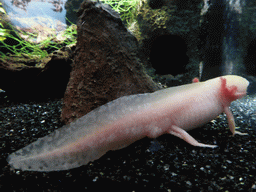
xmin=0 ymin=2 xmax=10 ymax=41
xmin=100 ymin=0 xmax=140 ymax=25
xmin=0 ymin=0 xmax=139 ymax=60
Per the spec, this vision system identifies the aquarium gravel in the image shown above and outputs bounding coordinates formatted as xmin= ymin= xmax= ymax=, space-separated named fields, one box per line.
xmin=1 ymin=92 xmax=256 ymax=192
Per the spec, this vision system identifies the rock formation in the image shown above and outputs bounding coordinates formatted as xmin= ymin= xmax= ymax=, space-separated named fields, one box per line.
xmin=61 ymin=0 xmax=160 ymax=124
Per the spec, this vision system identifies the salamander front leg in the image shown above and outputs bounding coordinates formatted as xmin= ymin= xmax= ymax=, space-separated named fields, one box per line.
xmin=168 ymin=125 xmax=217 ymax=148
xmin=223 ymin=106 xmax=248 ymax=136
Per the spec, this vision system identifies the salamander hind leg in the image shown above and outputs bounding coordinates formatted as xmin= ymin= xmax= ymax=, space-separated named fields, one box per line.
xmin=168 ymin=125 xmax=217 ymax=148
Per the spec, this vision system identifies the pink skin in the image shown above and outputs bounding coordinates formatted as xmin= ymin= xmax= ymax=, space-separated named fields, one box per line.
xmin=169 ymin=76 xmax=248 ymax=148
xmin=7 ymin=75 xmax=249 ymax=171
xmin=219 ymin=77 xmax=248 ymax=136
xmin=192 ymin=77 xmax=200 ymax=83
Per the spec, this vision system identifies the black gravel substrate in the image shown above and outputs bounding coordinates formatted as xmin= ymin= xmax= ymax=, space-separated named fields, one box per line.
xmin=1 ymin=91 xmax=256 ymax=192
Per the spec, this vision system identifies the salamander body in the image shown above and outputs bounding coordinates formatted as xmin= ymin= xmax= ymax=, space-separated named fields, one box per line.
xmin=7 ymin=75 xmax=249 ymax=171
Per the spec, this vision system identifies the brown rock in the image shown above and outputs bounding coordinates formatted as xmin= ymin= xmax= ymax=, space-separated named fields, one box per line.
xmin=61 ymin=0 xmax=160 ymax=124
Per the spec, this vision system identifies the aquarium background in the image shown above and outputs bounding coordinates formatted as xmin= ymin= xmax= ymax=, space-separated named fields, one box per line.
xmin=1 ymin=0 xmax=67 ymax=32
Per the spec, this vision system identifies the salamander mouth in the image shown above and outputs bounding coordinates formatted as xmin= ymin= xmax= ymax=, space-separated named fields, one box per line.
xmin=236 ymin=91 xmax=247 ymax=99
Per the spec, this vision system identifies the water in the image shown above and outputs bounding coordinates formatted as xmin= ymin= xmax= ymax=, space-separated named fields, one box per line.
xmin=1 ymin=0 xmax=67 ymax=32
xmin=221 ymin=0 xmax=245 ymax=76
xmin=200 ymin=0 xmax=246 ymax=80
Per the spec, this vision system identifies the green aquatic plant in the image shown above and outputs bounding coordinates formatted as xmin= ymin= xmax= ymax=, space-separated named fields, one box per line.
xmin=0 ymin=2 xmax=10 ymax=41
xmin=0 ymin=0 xmax=140 ymax=60
xmin=0 ymin=21 xmax=77 ymax=60
xmin=100 ymin=0 xmax=140 ymax=25
xmin=61 ymin=23 xmax=77 ymax=47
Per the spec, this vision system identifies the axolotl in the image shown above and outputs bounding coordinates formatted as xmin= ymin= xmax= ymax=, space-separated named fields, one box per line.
xmin=7 ymin=75 xmax=249 ymax=172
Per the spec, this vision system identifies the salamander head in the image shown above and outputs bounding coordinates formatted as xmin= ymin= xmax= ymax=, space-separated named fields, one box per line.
xmin=218 ymin=75 xmax=249 ymax=103
xmin=221 ymin=75 xmax=249 ymax=98
xmin=206 ymin=75 xmax=249 ymax=103
xmin=224 ymin=75 xmax=250 ymax=90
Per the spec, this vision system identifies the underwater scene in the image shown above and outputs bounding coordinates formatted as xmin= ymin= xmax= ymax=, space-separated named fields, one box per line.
xmin=1 ymin=0 xmax=256 ymax=191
